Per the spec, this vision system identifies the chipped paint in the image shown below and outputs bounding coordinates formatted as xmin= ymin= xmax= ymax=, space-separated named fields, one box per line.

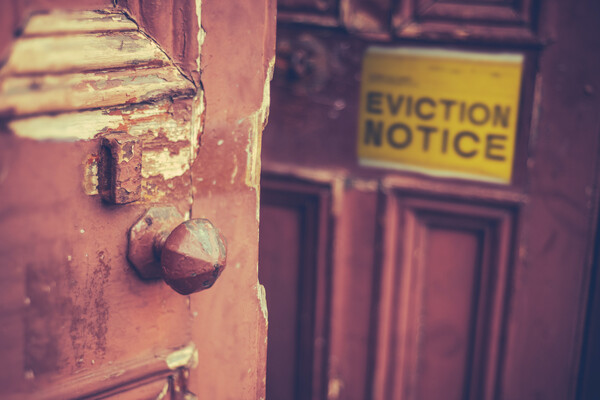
xmin=243 ymin=56 xmax=275 ymax=222
xmin=8 ymin=111 xmax=124 ymax=141
xmin=166 ymin=342 xmax=199 ymax=370
xmin=196 ymin=0 xmax=206 ymax=68
xmin=0 ymin=67 xmax=194 ymax=117
xmin=257 ymin=283 xmax=268 ymax=326
xmin=3 ymin=31 xmax=169 ymax=76
xmin=190 ymin=90 xmax=205 ymax=160
xmin=245 ymin=56 xmax=275 ymax=191
xmin=142 ymin=147 xmax=190 ymax=180
xmin=23 ymin=10 xmax=137 ymax=35
xmin=156 ymin=381 xmax=170 ymax=400
xmin=231 ymin=154 xmax=238 ymax=184
xmin=9 ymin=100 xmax=196 ymax=189
xmin=83 ymin=153 xmax=99 ymax=195
xmin=0 ymin=10 xmax=203 ymax=205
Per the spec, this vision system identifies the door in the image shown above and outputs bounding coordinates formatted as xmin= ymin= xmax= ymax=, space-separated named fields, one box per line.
xmin=0 ymin=1 xmax=275 ymax=399
xmin=259 ymin=1 xmax=600 ymax=399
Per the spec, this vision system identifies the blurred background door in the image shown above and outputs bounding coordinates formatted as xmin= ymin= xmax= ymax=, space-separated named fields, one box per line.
xmin=259 ymin=1 xmax=600 ymax=399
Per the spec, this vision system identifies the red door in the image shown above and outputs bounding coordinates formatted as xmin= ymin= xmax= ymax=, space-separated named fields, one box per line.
xmin=260 ymin=1 xmax=600 ymax=399
xmin=0 ymin=1 xmax=275 ymax=399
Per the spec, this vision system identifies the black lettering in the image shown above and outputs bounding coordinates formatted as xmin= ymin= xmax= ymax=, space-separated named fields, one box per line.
xmin=387 ymin=123 xmax=412 ymax=149
xmin=406 ymin=96 xmax=413 ymax=117
xmin=416 ymin=125 xmax=437 ymax=151
xmin=459 ymin=102 xmax=466 ymax=122
xmin=493 ymin=105 xmax=511 ymax=128
xmin=468 ymin=103 xmax=490 ymax=126
xmin=442 ymin=129 xmax=449 ymax=153
xmin=367 ymin=92 xmax=383 ymax=114
xmin=386 ymin=94 xmax=404 ymax=115
xmin=439 ymin=99 xmax=456 ymax=121
xmin=415 ymin=97 xmax=436 ymax=120
xmin=453 ymin=131 xmax=479 ymax=158
xmin=364 ymin=120 xmax=383 ymax=146
xmin=485 ymin=134 xmax=507 ymax=161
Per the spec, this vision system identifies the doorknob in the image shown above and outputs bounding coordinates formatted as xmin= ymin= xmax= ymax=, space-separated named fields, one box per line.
xmin=127 ymin=206 xmax=227 ymax=295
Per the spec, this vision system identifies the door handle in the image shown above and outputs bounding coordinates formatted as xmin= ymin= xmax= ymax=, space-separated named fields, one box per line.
xmin=128 ymin=206 xmax=227 ymax=295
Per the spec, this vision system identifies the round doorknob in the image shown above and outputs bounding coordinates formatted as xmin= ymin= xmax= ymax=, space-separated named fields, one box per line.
xmin=128 ymin=206 xmax=227 ymax=295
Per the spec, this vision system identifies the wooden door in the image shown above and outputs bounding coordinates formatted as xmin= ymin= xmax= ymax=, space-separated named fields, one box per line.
xmin=259 ymin=1 xmax=600 ymax=399
xmin=0 ymin=1 xmax=275 ymax=399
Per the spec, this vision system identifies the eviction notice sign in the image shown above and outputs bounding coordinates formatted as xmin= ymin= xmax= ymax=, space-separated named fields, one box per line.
xmin=357 ymin=47 xmax=524 ymax=183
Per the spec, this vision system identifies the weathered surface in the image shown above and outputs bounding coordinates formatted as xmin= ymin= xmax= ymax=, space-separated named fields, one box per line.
xmin=0 ymin=135 xmax=193 ymax=398
xmin=0 ymin=10 xmax=201 ymax=207
xmin=188 ymin=0 xmax=276 ymax=398
xmin=0 ymin=1 xmax=273 ymax=398
xmin=117 ymin=0 xmax=202 ymax=86
xmin=98 ymin=132 xmax=142 ymax=204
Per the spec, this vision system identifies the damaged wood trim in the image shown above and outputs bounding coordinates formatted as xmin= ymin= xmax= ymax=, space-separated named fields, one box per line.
xmin=8 ymin=343 xmax=198 ymax=400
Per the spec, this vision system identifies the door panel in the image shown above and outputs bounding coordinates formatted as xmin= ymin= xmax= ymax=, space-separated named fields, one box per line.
xmin=259 ymin=176 xmax=332 ymax=400
xmin=375 ymin=196 xmax=515 ymax=400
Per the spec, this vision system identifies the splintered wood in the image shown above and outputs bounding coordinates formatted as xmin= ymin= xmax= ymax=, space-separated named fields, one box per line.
xmin=0 ymin=10 xmax=203 ymax=202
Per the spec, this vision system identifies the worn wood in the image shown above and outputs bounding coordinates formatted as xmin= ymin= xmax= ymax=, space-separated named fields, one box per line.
xmin=0 ymin=2 xmax=275 ymax=400
xmin=22 ymin=10 xmax=137 ymax=35
xmin=3 ymin=32 xmax=170 ymax=75
xmin=0 ymin=67 xmax=194 ymax=117
xmin=118 ymin=0 xmax=202 ymax=86
xmin=0 ymin=10 xmax=200 ymax=206
xmin=186 ymin=0 xmax=276 ymax=398
xmin=0 ymin=137 xmax=192 ymax=399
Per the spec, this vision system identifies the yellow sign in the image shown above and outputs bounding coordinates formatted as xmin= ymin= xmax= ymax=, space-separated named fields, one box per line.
xmin=357 ymin=47 xmax=524 ymax=183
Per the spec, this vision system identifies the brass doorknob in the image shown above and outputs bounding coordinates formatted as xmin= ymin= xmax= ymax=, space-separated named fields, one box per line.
xmin=128 ymin=206 xmax=227 ymax=295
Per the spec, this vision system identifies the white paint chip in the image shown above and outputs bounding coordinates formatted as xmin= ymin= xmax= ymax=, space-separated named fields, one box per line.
xmin=166 ymin=342 xmax=198 ymax=370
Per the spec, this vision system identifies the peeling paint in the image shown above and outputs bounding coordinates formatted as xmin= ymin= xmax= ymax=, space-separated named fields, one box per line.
xmin=166 ymin=342 xmax=198 ymax=370
xmin=0 ymin=10 xmax=203 ymax=207
xmin=142 ymin=147 xmax=190 ymax=180
xmin=83 ymin=153 xmax=99 ymax=195
xmin=0 ymin=67 xmax=193 ymax=117
xmin=231 ymin=154 xmax=238 ymax=184
xmin=245 ymin=56 xmax=275 ymax=189
xmin=23 ymin=10 xmax=137 ymax=35
xmin=191 ymin=91 xmax=205 ymax=159
xmin=156 ymin=381 xmax=170 ymax=400
xmin=244 ymin=56 xmax=275 ymax=221
xmin=9 ymin=100 xmax=197 ymax=192
xmin=257 ymin=283 xmax=268 ymax=327
xmin=3 ymin=31 xmax=170 ymax=76
xmin=196 ymin=0 xmax=206 ymax=69
xmin=8 ymin=111 xmax=124 ymax=141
